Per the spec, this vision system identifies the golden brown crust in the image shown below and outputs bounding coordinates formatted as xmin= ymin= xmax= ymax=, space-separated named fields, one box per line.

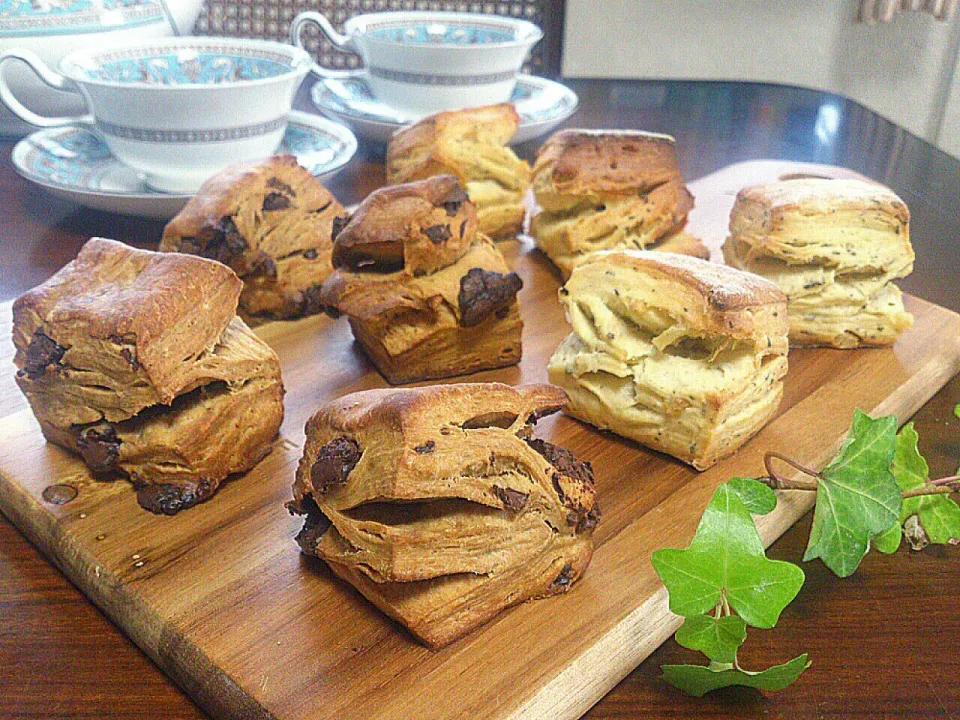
xmin=160 ymin=155 xmax=346 ymax=319
xmin=549 ymin=251 xmax=789 ymax=470
xmin=13 ymin=237 xmax=242 ymax=419
xmin=530 ymin=129 xmax=699 ymax=278
xmin=725 ymin=178 xmax=915 ymax=348
xmin=321 ymin=237 xmax=523 ymax=383
xmin=532 ymin=128 xmax=682 ymax=202
xmin=386 ymin=104 xmax=531 ymax=239
xmin=331 ymin=175 xmax=477 ymax=276
xmin=289 ymin=382 xmax=597 ymax=647
xmin=14 ymin=238 xmax=285 ymax=514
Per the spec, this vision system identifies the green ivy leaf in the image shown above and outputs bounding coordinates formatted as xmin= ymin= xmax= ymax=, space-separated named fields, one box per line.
xmin=954 ymin=403 xmax=960 ymax=420
xmin=661 ymin=654 xmax=810 ymax=696
xmin=675 ymin=614 xmax=747 ymax=664
xmin=727 ymin=477 xmax=777 ymax=515
xmin=873 ymin=522 xmax=901 ymax=554
xmin=803 ymin=410 xmax=901 ymax=577
xmin=652 ymin=485 xmax=805 ymax=628
xmin=892 ymin=424 xmax=960 ymax=546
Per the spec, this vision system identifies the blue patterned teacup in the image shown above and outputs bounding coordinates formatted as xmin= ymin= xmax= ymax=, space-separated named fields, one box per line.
xmin=290 ymin=11 xmax=542 ymax=119
xmin=0 ymin=37 xmax=312 ymax=192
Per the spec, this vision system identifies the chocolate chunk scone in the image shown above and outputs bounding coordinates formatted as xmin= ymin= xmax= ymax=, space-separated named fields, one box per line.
xmin=288 ymin=382 xmax=599 ymax=648
xmin=530 ymin=129 xmax=709 ymax=279
xmin=160 ymin=155 xmax=347 ymax=319
xmin=13 ymin=238 xmax=284 ymax=514
xmin=320 ymin=175 xmax=523 ymax=384
xmin=386 ymin=104 xmax=532 ymax=239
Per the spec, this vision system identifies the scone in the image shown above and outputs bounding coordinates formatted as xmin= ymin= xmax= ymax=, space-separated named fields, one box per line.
xmin=160 ymin=155 xmax=347 ymax=319
xmin=320 ymin=175 xmax=523 ymax=384
xmin=13 ymin=238 xmax=284 ymax=514
xmin=530 ymin=129 xmax=709 ymax=279
xmin=722 ymin=178 xmax=914 ymax=348
xmin=547 ymin=250 xmax=789 ymax=470
xmin=287 ymin=382 xmax=599 ymax=648
xmin=386 ymin=103 xmax=532 ymax=239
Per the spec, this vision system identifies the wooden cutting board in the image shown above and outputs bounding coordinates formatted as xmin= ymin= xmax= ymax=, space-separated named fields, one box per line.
xmin=1 ymin=160 xmax=958 ymax=720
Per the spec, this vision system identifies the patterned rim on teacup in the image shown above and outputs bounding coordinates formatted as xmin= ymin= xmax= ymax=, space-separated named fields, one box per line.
xmin=97 ymin=117 xmax=288 ymax=143
xmin=367 ymin=67 xmax=516 ymax=86
xmin=0 ymin=0 xmax=167 ymax=39
xmin=59 ymin=38 xmax=312 ymax=88
xmin=346 ymin=12 xmax=542 ymax=49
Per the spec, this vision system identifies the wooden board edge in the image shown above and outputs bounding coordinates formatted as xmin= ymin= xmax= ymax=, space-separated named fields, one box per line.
xmin=507 ymin=316 xmax=960 ymax=720
xmin=0 ymin=463 xmax=277 ymax=720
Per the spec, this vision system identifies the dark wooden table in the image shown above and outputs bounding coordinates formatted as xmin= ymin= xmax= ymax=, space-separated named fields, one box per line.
xmin=1 ymin=79 xmax=959 ymax=719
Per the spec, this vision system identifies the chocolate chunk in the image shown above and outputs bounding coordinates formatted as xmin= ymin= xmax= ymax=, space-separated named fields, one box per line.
xmin=22 ymin=330 xmax=66 ymax=377
xmin=249 ymin=251 xmax=277 ymax=278
xmin=549 ymin=563 xmax=575 ymax=593
xmin=577 ymin=504 xmax=601 ymax=533
xmin=120 ymin=347 xmax=139 ymax=369
xmin=262 ymin=192 xmax=292 ymax=212
xmin=266 ymin=177 xmax=296 ymax=196
xmin=526 ymin=438 xmax=595 ymax=489
xmin=493 ymin=485 xmax=529 ymax=512
xmin=424 ymin=224 xmax=452 ymax=244
xmin=331 ymin=215 xmax=350 ymax=241
xmin=310 ymin=201 xmax=332 ymax=214
xmin=310 ymin=437 xmax=361 ymax=494
xmin=459 ymin=219 xmax=468 ymax=238
xmin=457 ymin=268 xmax=523 ymax=327
xmin=414 ymin=440 xmax=436 ymax=454
xmin=303 ymin=248 xmax=319 ymax=260
xmin=76 ymin=424 xmax=121 ymax=474
xmin=440 ymin=185 xmax=470 ymax=216
xmin=292 ymin=495 xmax=332 ymax=551
xmin=300 ymin=285 xmax=326 ymax=316
xmin=135 ymin=478 xmax=215 ymax=516
xmin=219 ymin=216 xmax=248 ymax=255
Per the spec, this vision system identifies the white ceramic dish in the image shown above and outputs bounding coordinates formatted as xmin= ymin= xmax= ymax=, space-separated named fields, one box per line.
xmin=0 ymin=0 xmax=203 ymax=136
xmin=1 ymin=37 xmax=314 ymax=193
xmin=291 ymin=10 xmax=541 ymax=117
xmin=11 ymin=111 xmax=357 ymax=220
xmin=310 ymin=73 xmax=578 ymax=144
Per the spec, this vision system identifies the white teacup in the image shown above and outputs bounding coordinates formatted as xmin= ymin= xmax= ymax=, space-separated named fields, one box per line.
xmin=290 ymin=11 xmax=542 ymax=119
xmin=0 ymin=37 xmax=312 ymax=193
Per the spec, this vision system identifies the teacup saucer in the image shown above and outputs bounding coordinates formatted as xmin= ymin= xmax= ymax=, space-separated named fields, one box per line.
xmin=11 ymin=112 xmax=358 ymax=220
xmin=310 ymin=73 xmax=578 ymax=144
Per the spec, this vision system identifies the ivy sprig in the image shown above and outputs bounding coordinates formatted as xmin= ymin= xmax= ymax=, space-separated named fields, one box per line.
xmin=653 ymin=408 xmax=960 ymax=697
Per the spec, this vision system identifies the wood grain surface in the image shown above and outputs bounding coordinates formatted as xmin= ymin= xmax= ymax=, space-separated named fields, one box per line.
xmin=1 ymin=162 xmax=959 ymax=720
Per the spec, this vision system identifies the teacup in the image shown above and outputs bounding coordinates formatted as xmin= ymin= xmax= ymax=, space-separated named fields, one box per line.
xmin=0 ymin=37 xmax=312 ymax=193
xmin=290 ymin=11 xmax=542 ymax=119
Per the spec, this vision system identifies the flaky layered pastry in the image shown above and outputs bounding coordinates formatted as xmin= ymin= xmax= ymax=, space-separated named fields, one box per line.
xmin=161 ymin=155 xmax=347 ymax=319
xmin=722 ymin=178 xmax=914 ymax=348
xmin=320 ymin=176 xmax=523 ymax=384
xmin=547 ymin=250 xmax=789 ymax=470
xmin=13 ymin=238 xmax=284 ymax=514
xmin=386 ymin=103 xmax=532 ymax=239
xmin=288 ymin=382 xmax=599 ymax=648
xmin=530 ymin=129 xmax=708 ymax=279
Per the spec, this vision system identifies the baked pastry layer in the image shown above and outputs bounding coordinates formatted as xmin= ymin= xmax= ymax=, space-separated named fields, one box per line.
xmin=548 ymin=250 xmax=789 ymax=470
xmin=288 ymin=382 xmax=598 ymax=648
xmin=13 ymin=237 xmax=243 ymax=426
xmin=723 ymin=178 xmax=915 ymax=347
xmin=386 ymin=104 xmax=532 ymax=239
xmin=13 ymin=237 xmax=285 ymax=514
xmin=161 ymin=155 xmax=346 ymax=319
xmin=529 ymin=129 xmax=705 ymax=278
xmin=321 ymin=177 xmax=523 ymax=384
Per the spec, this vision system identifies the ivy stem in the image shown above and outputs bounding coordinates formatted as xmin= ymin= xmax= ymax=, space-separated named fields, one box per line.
xmin=901 ymin=483 xmax=960 ymax=498
xmin=760 ymin=451 xmax=821 ymax=491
